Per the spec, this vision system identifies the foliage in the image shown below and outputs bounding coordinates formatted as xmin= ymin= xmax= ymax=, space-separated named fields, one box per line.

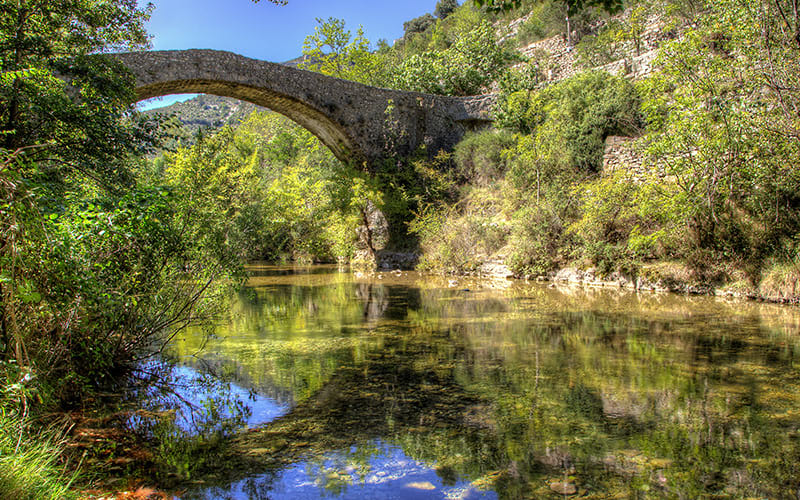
xmin=1 ymin=164 xmax=242 ymax=399
xmin=403 ymin=13 xmax=437 ymax=38
xmin=637 ymin=0 xmax=800 ymax=277
xmin=393 ymin=21 xmax=515 ymax=95
xmin=411 ymin=202 xmax=508 ymax=273
xmin=435 ymin=0 xmax=459 ymax=19
xmin=472 ymin=0 xmax=623 ymax=15
xmin=0 ymin=0 xmax=159 ymax=183
xmin=162 ymin=111 xmax=352 ymax=263
xmin=300 ymin=17 xmax=385 ymax=85
xmin=574 ymin=3 xmax=649 ymax=67
xmin=568 ymin=168 xmax=677 ymax=273
xmin=0 ymin=0 xmax=252 ymax=428
xmin=0 ymin=364 xmax=76 ymax=499
xmin=513 ymin=1 xmax=573 ymax=45
xmin=504 ymin=136 xmax=580 ymax=276
xmin=144 ymin=95 xmax=260 ymax=149
xmin=411 ymin=69 xmax=643 ymax=276
xmin=453 ymin=130 xmax=516 ymax=185
xmin=408 ymin=146 xmax=506 ymax=273
xmin=497 ymin=71 xmax=642 ymax=170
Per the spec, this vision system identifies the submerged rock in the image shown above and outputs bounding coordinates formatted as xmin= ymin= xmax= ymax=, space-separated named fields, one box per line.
xmin=549 ymin=481 xmax=577 ymax=495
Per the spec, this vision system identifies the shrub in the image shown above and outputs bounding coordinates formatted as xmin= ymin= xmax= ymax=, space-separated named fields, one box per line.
xmin=453 ymin=130 xmax=516 ymax=186
xmin=513 ymin=1 xmax=570 ymax=46
xmin=497 ymin=71 xmax=643 ymax=171
xmin=411 ymin=204 xmax=509 ymax=274
xmin=393 ymin=21 xmax=515 ymax=96
xmin=435 ymin=0 xmax=459 ymax=19
xmin=507 ymin=203 xmax=571 ymax=277
xmin=568 ymin=168 xmax=674 ymax=273
xmin=403 ymin=13 xmax=436 ymax=38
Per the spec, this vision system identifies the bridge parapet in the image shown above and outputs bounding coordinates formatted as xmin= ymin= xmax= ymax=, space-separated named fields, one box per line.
xmin=114 ymin=49 xmax=495 ymax=167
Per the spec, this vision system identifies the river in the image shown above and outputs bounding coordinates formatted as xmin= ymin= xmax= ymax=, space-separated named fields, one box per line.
xmin=144 ymin=264 xmax=800 ymax=499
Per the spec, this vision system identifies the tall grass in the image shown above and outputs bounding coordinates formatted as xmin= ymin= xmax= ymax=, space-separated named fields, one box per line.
xmin=0 ymin=369 xmax=77 ymax=500
xmin=0 ymin=412 xmax=76 ymax=500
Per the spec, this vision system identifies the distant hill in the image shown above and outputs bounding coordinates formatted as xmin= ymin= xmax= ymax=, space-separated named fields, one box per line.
xmin=144 ymin=94 xmax=263 ymax=148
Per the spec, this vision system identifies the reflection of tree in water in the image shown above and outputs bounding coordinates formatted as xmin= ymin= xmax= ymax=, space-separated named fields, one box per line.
xmin=178 ymin=331 xmax=497 ymax=498
xmin=171 ymin=271 xmax=800 ymax=498
xmin=355 ymin=283 xmax=389 ymax=325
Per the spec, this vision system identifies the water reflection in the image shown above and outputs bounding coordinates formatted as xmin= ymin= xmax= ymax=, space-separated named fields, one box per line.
xmin=164 ymin=265 xmax=800 ymax=499
xmin=193 ymin=441 xmax=496 ymax=500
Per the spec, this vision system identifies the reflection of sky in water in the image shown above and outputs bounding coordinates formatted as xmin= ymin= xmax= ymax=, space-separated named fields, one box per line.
xmin=187 ymin=441 xmax=496 ymax=500
xmin=172 ymin=362 xmax=289 ymax=430
xmin=160 ymin=265 xmax=800 ymax=498
xmin=134 ymin=361 xmax=289 ymax=432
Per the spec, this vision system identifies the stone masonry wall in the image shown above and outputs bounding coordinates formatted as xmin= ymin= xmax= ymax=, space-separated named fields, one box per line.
xmin=115 ymin=50 xmax=495 ymax=169
xmin=602 ymin=136 xmax=670 ymax=182
xmin=510 ymin=12 xmax=673 ymax=84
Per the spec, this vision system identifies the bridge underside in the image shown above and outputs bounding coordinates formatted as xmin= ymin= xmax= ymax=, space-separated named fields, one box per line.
xmin=136 ymin=78 xmax=359 ymax=163
xmin=114 ymin=50 xmax=495 ymax=167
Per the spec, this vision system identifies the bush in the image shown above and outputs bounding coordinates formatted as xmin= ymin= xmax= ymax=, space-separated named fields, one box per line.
xmin=507 ymin=203 xmax=570 ymax=277
xmin=497 ymin=71 xmax=643 ymax=171
xmin=410 ymin=203 xmax=508 ymax=274
xmin=435 ymin=0 xmax=458 ymax=19
xmin=513 ymin=1 xmax=570 ymax=46
xmin=393 ymin=21 xmax=515 ymax=96
xmin=403 ymin=13 xmax=436 ymax=38
xmin=453 ymin=130 xmax=516 ymax=185
xmin=568 ymin=168 xmax=674 ymax=273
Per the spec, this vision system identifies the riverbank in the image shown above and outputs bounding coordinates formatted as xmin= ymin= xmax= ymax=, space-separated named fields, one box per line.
xmin=426 ymin=257 xmax=800 ymax=306
xmin=74 ymin=264 xmax=800 ymax=498
xmin=32 ymin=262 xmax=800 ymax=498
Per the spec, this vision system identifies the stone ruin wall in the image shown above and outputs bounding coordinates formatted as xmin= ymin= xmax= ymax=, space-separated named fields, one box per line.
xmin=509 ymin=12 xmax=671 ymax=83
xmin=497 ymin=11 xmax=680 ymax=178
xmin=603 ymin=136 xmax=646 ymax=181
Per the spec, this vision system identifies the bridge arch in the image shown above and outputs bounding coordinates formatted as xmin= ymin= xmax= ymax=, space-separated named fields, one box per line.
xmin=114 ymin=50 xmax=495 ymax=166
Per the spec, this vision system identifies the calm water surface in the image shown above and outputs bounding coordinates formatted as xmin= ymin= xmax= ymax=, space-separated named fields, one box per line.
xmin=162 ymin=264 xmax=800 ymax=499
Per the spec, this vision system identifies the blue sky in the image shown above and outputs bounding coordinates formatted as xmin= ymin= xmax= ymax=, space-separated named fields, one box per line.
xmin=138 ymin=0 xmax=444 ymax=109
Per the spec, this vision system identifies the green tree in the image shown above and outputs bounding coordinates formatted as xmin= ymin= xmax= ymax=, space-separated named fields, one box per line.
xmin=0 ymin=0 xmax=157 ymax=180
xmin=638 ymin=0 xmax=800 ymax=275
xmin=299 ymin=17 xmax=383 ymax=85
xmin=0 ymin=0 xmax=158 ymax=368
xmin=393 ymin=21 xmax=514 ymax=95
xmin=498 ymin=71 xmax=641 ymax=169
xmin=403 ymin=13 xmax=437 ymax=38
xmin=435 ymin=0 xmax=459 ymax=19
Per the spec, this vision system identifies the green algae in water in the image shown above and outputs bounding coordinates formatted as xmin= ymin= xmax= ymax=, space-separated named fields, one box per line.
xmin=163 ymin=265 xmax=800 ymax=498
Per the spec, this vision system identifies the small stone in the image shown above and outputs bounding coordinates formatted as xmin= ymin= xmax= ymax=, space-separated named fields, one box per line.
xmin=549 ymin=481 xmax=577 ymax=495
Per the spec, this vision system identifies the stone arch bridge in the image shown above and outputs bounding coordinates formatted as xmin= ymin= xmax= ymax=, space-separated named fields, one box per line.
xmin=114 ymin=49 xmax=495 ymax=166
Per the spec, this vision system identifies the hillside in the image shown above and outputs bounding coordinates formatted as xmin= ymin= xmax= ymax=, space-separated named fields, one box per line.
xmin=144 ymin=94 xmax=262 ymax=147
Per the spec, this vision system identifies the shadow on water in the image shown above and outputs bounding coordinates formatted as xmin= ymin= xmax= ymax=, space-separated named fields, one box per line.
xmin=139 ymin=266 xmax=800 ymax=499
